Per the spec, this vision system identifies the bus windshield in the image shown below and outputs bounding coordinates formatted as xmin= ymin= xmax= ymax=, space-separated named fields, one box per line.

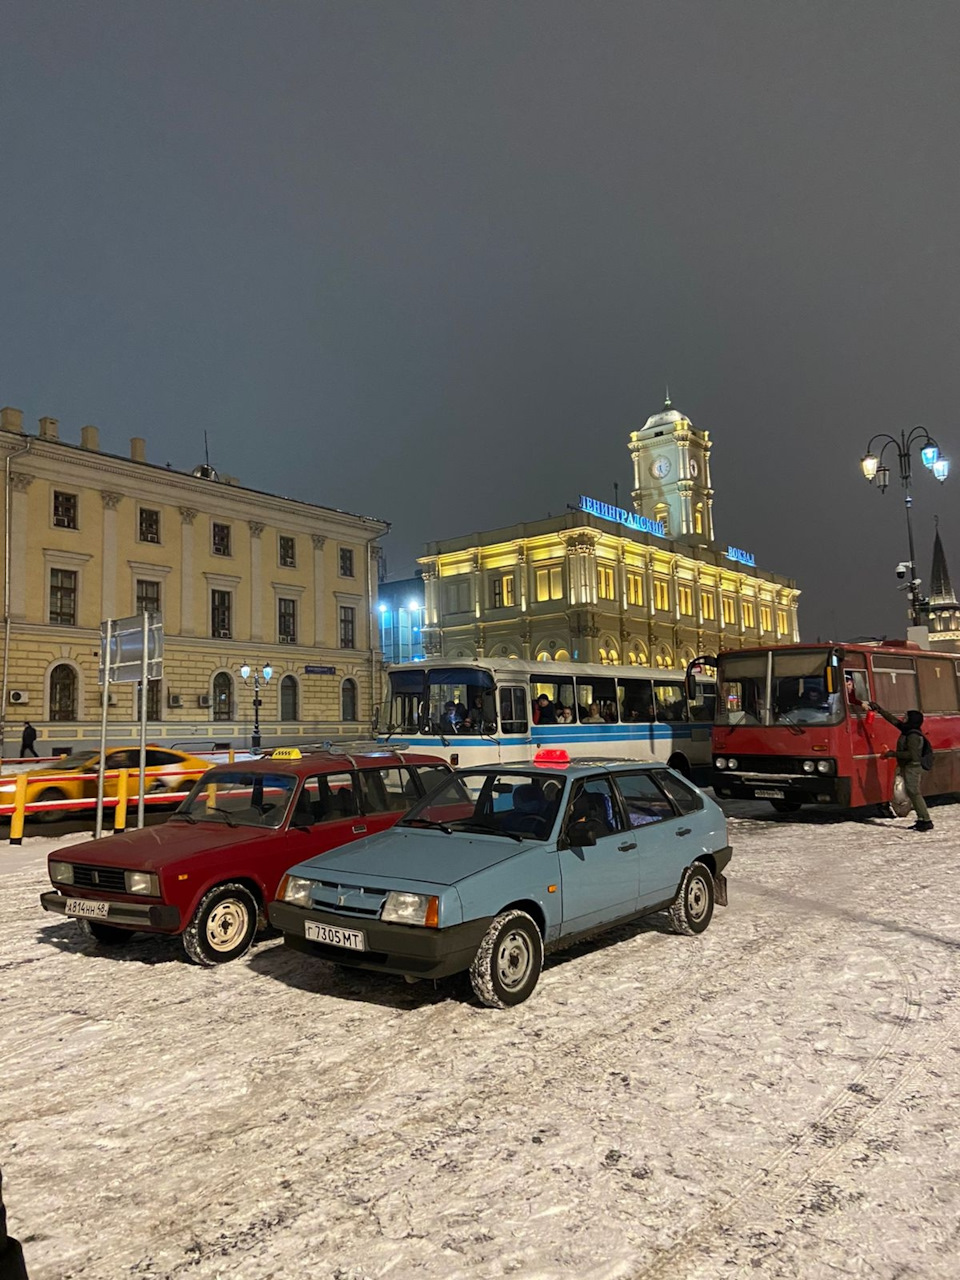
xmin=388 ymin=667 xmax=497 ymax=734
xmin=719 ymin=650 xmax=844 ymax=727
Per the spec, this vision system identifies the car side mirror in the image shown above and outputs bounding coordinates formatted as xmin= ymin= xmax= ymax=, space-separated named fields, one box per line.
xmin=567 ymin=824 xmax=597 ymax=848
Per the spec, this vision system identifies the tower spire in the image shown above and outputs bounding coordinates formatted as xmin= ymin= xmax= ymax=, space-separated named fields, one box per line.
xmin=664 ymin=383 xmax=672 ymax=409
xmin=929 ymin=520 xmax=956 ymax=605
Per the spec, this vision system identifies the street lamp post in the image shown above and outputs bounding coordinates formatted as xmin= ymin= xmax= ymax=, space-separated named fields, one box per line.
xmin=860 ymin=428 xmax=950 ymax=627
xmin=239 ymin=663 xmax=273 ymax=750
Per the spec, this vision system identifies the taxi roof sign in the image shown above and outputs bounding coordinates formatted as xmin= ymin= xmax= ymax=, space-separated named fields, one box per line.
xmin=533 ymin=747 xmax=570 ymax=769
xmin=270 ymin=747 xmax=302 ymax=759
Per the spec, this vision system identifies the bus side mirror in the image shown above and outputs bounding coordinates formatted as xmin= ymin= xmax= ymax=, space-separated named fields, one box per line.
xmin=825 ymin=666 xmax=837 ymax=694
xmin=685 ymin=655 xmax=717 ymax=700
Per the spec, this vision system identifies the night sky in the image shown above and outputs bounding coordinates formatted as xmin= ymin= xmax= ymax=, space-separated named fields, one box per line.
xmin=2 ymin=2 xmax=959 ymax=642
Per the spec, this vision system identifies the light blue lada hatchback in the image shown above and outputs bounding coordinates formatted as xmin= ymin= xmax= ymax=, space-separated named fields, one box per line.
xmin=268 ymin=750 xmax=732 ymax=1008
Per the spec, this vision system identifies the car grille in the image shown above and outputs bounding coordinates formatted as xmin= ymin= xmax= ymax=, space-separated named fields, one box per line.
xmin=70 ymin=864 xmax=127 ymax=893
xmin=309 ymin=880 xmax=387 ymax=918
xmin=715 ymin=755 xmax=808 ymax=775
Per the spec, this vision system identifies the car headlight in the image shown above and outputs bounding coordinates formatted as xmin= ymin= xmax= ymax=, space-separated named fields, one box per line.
xmin=726 ymin=758 xmax=738 ymax=771
xmin=124 ymin=870 xmax=159 ymax=896
xmin=715 ymin=757 xmax=727 ymax=770
xmin=49 ymin=860 xmax=74 ymax=884
xmin=816 ymin=759 xmax=835 ymax=775
xmin=803 ymin=760 xmax=816 ymax=773
xmin=281 ymin=875 xmax=314 ymax=908
xmin=381 ymin=891 xmax=439 ymax=928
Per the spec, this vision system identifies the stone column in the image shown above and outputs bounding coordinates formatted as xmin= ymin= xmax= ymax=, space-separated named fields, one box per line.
xmin=9 ymin=473 xmax=33 ymax=619
xmin=472 ymin=552 xmax=482 ymax=619
xmin=312 ymin=535 xmax=326 ymax=646
xmin=248 ymin=521 xmax=264 ymax=642
xmin=100 ymin=491 xmax=122 ymax=621
xmin=516 ymin=545 xmax=527 ymax=614
xmin=179 ymin=508 xmax=197 ymax=636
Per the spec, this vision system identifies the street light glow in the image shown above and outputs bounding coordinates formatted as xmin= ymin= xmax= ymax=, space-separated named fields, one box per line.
xmin=933 ymin=457 xmax=950 ymax=481
xmin=861 ymin=453 xmax=879 ymax=481
xmin=408 ymin=600 xmax=420 ymax=611
xmin=240 ymin=663 xmax=251 ymax=680
xmin=262 ymin=664 xmax=273 ymax=682
xmin=921 ymin=444 xmax=939 ymax=469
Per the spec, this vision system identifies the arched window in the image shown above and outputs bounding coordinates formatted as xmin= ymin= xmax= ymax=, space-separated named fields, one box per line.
xmin=553 ymin=649 xmax=571 ymax=662
xmin=341 ymin=678 xmax=358 ymax=722
xmin=654 ymin=503 xmax=670 ymax=535
xmin=49 ymin=664 xmax=77 ymax=721
xmin=280 ymin=675 xmax=299 ymax=722
xmin=212 ymin=672 xmax=233 ymax=721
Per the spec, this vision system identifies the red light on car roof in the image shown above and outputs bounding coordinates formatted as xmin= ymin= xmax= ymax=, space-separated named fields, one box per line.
xmin=534 ymin=748 xmax=570 ymax=768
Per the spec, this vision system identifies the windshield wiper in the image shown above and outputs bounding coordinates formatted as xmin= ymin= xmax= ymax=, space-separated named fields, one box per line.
xmin=402 ymin=817 xmax=453 ymax=834
xmin=176 ymin=813 xmax=198 ymax=824
xmin=207 ymin=807 xmax=238 ymax=827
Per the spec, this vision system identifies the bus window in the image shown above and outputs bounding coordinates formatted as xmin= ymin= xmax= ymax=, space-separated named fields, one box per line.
xmin=500 ymin=687 xmax=529 ymax=735
xmin=870 ymin=655 xmax=918 ymax=714
xmin=688 ymin=683 xmax=716 ymax=722
xmin=618 ymin=677 xmax=655 ymax=722
xmin=771 ymin=650 xmax=843 ymax=725
xmin=654 ymin=680 xmax=687 ymax=722
xmin=530 ymin=677 xmax=576 ymax=723
xmin=425 ymin=667 xmax=495 ymax=732
xmin=388 ymin=667 xmax=426 ymax=732
xmin=916 ymin=655 xmax=960 ymax=714
xmin=717 ymin=653 xmax=766 ymax=725
xmin=845 ymin=668 xmax=870 ymax=709
xmin=576 ymin=675 xmax=618 ymax=722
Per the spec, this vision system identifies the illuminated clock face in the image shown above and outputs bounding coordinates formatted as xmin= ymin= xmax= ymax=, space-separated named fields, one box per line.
xmin=689 ymin=458 xmax=700 ymax=478
xmin=650 ymin=456 xmax=672 ymax=480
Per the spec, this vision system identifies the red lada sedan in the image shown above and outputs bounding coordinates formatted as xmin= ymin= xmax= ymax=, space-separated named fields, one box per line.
xmin=39 ymin=747 xmax=452 ymax=966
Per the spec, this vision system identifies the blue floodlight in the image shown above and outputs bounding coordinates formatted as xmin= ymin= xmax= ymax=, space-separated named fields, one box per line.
xmin=933 ymin=457 xmax=950 ymax=481
xmin=921 ymin=444 xmax=939 ymax=469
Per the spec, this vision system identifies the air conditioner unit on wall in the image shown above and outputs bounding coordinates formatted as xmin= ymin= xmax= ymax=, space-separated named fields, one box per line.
xmin=99 ymin=693 xmax=117 ymax=707
xmin=168 ymin=693 xmax=183 ymax=709
xmin=198 ymin=694 xmax=211 ymax=708
xmin=9 ymin=690 xmax=28 ymax=705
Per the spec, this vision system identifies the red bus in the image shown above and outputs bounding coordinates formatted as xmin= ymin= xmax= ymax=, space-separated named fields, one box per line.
xmin=705 ymin=641 xmax=960 ymax=813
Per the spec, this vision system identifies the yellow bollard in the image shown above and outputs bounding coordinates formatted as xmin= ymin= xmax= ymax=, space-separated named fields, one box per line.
xmin=114 ymin=768 xmax=129 ymax=834
xmin=9 ymin=772 xmax=28 ymax=845
xmin=228 ymin=747 xmax=235 ymax=764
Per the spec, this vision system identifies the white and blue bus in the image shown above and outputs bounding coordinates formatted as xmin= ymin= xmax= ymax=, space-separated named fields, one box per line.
xmin=377 ymin=658 xmax=716 ymax=781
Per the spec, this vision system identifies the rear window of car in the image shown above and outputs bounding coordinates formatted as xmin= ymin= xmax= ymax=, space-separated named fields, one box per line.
xmin=653 ymin=770 xmax=703 ymax=815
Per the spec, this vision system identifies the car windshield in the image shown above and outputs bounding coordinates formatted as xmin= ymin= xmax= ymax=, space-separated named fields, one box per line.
xmin=176 ymin=771 xmax=297 ymax=828
xmin=401 ymin=769 xmax=565 ymax=841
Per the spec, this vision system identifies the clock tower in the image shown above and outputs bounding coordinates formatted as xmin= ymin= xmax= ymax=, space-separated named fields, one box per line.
xmin=628 ymin=393 xmax=714 ymax=542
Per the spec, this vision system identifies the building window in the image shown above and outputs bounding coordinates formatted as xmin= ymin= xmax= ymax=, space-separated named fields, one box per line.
xmin=722 ymin=596 xmax=737 ymax=625
xmin=535 ymin=566 xmax=564 ymax=601
xmin=653 ymin=503 xmax=669 ymax=535
xmin=627 ymin=572 xmax=643 ymax=607
xmin=341 ymin=678 xmax=358 ymax=721
xmin=654 ymin=580 xmax=670 ymax=612
xmin=742 ymin=601 xmax=755 ymax=629
xmin=777 ymin=608 xmax=789 ymax=635
xmin=212 ymin=672 xmax=233 ymax=720
xmin=136 ymin=679 xmax=162 ymax=721
xmin=278 ymin=597 xmax=297 ymax=644
xmin=279 ymin=535 xmax=296 ymax=568
xmin=339 ymin=547 xmax=355 ymax=577
xmin=139 ymin=508 xmax=160 ymax=543
xmin=339 ymin=605 xmax=356 ymax=649
xmin=49 ymin=664 xmax=78 ymax=721
xmin=701 ymin=592 xmax=716 ymax=621
xmin=678 ymin=585 xmax=694 ymax=616
xmin=280 ymin=674 xmax=299 ymax=721
xmin=491 ymin=574 xmax=515 ymax=609
xmin=211 ymin=590 xmax=232 ymax=638
xmin=53 ymin=491 xmax=78 ymax=529
xmin=760 ymin=605 xmax=773 ymax=633
xmin=597 ymin=566 xmax=616 ymax=600
xmin=444 ymin=578 xmax=472 ymax=613
xmin=49 ymin=569 xmax=77 ymax=626
xmin=694 ymin=504 xmax=704 ymax=536
xmin=212 ymin=522 xmax=231 ymax=556
xmin=136 ymin=580 xmax=161 ymax=616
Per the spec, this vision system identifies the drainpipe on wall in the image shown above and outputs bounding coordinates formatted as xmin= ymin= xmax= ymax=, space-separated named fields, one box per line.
xmin=366 ymin=526 xmax=389 ymax=728
xmin=1 ymin=439 xmax=33 ymax=759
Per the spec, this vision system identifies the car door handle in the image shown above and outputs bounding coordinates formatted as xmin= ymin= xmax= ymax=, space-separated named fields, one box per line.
xmin=352 ymin=824 xmax=367 ymax=834
xmin=618 ymin=841 xmax=637 ymax=851
xmin=676 ymin=827 xmax=691 ymax=836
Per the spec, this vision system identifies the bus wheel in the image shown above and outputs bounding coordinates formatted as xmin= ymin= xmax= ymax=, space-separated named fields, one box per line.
xmin=668 ymin=754 xmax=691 ymax=780
xmin=770 ymin=799 xmax=802 ymax=814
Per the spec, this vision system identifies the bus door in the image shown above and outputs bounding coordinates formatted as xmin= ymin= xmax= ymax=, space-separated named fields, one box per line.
xmin=842 ymin=657 xmax=876 ymax=805
xmin=617 ymin=676 xmax=656 ymax=754
xmin=498 ymin=686 xmax=531 ymax=762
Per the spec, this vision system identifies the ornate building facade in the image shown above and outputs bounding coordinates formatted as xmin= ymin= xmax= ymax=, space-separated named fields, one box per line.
xmin=0 ymin=406 xmax=387 ymax=754
xmin=419 ymin=397 xmax=800 ymax=666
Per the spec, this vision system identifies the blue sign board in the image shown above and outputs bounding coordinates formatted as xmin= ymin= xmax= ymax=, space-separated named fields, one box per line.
xmin=726 ymin=546 xmax=756 ymax=567
xmin=579 ymin=495 xmax=666 ymax=538
xmin=304 ymin=665 xmax=337 ymax=675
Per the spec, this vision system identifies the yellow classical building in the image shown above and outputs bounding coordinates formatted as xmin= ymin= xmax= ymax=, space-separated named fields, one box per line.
xmin=0 ymin=407 xmax=387 ymax=755
xmin=419 ymin=397 xmax=800 ymax=665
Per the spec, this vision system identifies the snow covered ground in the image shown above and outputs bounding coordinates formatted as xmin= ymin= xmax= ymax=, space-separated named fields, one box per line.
xmin=2 ymin=801 xmax=959 ymax=1280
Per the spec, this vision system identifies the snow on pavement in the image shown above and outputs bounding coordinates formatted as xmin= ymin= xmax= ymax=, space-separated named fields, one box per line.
xmin=1 ymin=806 xmax=959 ymax=1280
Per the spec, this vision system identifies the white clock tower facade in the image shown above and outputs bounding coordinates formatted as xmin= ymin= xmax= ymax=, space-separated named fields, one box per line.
xmin=628 ymin=394 xmax=715 ymax=542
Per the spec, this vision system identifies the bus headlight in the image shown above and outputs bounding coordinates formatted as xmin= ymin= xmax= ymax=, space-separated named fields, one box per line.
xmin=816 ymin=759 xmax=835 ymax=775
xmin=725 ymin=758 xmax=738 ymax=771
xmin=802 ymin=760 xmax=816 ymax=773
xmin=715 ymin=757 xmax=727 ymax=770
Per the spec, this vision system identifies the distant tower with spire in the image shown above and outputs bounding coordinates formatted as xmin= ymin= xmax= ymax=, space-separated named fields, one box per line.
xmin=925 ymin=519 xmax=960 ymax=649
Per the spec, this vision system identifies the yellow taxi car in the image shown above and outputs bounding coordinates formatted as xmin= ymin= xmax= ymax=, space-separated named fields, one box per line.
xmin=0 ymin=745 xmax=212 ymax=821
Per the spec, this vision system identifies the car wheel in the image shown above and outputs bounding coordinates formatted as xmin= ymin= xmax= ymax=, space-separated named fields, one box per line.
xmin=669 ymin=863 xmax=715 ymax=936
xmin=770 ymin=799 xmax=802 ymax=814
xmin=182 ymin=882 xmax=259 ymax=967
xmin=35 ymin=787 xmax=67 ymax=823
xmin=79 ymin=919 xmax=134 ymax=946
xmin=469 ymin=909 xmax=543 ymax=1008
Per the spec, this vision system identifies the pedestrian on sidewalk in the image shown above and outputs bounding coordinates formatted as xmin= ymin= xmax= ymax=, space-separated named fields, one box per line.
xmin=869 ymin=702 xmax=933 ymax=831
xmin=18 ymin=722 xmax=37 ymax=759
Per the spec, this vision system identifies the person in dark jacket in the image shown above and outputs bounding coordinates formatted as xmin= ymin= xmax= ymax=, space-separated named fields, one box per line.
xmin=869 ymin=703 xmax=933 ymax=831
xmin=18 ymin=723 xmax=37 ymax=759
xmin=0 ymin=1168 xmax=29 ymax=1280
